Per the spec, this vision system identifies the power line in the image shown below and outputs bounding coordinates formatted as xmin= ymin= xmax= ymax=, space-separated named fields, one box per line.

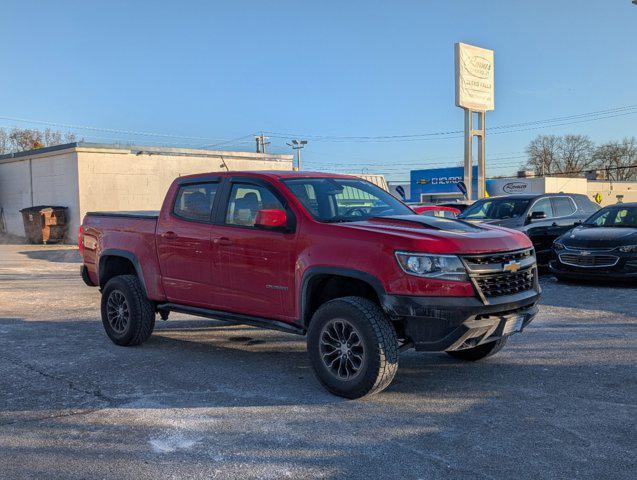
xmin=262 ymin=105 xmax=637 ymax=143
xmin=303 ymin=154 xmax=528 ymax=168
xmin=0 ymin=114 xmax=242 ymax=143
xmin=201 ymin=134 xmax=256 ymax=150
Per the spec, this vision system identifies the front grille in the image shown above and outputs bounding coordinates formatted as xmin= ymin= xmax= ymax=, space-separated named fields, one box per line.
xmin=463 ymin=248 xmax=534 ymax=266
xmin=559 ymin=253 xmax=619 ymax=268
xmin=474 ymin=268 xmax=535 ymax=297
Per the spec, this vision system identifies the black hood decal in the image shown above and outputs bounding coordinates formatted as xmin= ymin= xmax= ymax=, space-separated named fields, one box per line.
xmin=369 ymin=215 xmax=484 ymax=232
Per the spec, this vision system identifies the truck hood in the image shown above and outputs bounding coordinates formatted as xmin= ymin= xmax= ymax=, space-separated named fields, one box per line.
xmin=338 ymin=215 xmax=531 ymax=254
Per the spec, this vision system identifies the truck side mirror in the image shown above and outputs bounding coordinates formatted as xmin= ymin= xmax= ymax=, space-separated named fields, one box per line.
xmin=255 ymin=209 xmax=287 ymax=230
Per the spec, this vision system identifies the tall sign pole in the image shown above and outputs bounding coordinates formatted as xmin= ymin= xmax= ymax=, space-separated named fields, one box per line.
xmin=455 ymin=42 xmax=494 ymax=200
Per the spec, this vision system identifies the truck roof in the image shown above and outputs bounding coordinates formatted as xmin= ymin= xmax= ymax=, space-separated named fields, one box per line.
xmin=176 ymin=170 xmax=357 ymax=182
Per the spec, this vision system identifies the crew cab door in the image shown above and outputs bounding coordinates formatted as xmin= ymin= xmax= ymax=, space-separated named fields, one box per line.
xmin=210 ymin=178 xmax=298 ymax=321
xmin=524 ymin=197 xmax=560 ymax=263
xmin=156 ymin=179 xmax=221 ymax=307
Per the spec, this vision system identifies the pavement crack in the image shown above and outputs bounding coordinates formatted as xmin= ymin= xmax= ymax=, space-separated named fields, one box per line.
xmin=0 ymin=353 xmax=115 ymax=405
xmin=0 ymin=408 xmax=103 ymax=427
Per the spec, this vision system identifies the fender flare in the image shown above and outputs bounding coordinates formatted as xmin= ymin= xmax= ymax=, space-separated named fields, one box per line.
xmin=98 ymin=249 xmax=148 ymax=296
xmin=299 ymin=266 xmax=387 ymax=326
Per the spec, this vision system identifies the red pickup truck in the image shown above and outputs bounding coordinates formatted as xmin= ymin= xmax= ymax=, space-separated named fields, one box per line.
xmin=80 ymin=171 xmax=540 ymax=398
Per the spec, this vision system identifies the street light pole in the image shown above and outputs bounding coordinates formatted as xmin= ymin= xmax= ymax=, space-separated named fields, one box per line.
xmin=297 ymin=145 xmax=303 ymax=170
xmin=286 ymin=139 xmax=307 ymax=171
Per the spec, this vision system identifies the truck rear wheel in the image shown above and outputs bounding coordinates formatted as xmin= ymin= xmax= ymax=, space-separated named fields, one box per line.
xmin=307 ymin=296 xmax=399 ymax=399
xmin=101 ymin=275 xmax=155 ymax=346
xmin=446 ymin=337 xmax=507 ymax=361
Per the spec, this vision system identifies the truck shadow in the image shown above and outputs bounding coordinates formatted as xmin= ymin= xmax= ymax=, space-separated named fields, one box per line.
xmin=18 ymin=248 xmax=82 ymax=263
xmin=0 ymin=316 xmax=632 ymax=412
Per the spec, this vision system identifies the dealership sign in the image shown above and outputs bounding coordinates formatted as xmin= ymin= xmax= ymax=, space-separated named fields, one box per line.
xmin=455 ymin=42 xmax=494 ymax=111
xmin=410 ymin=166 xmax=478 ymax=200
xmin=502 ymin=182 xmax=528 ymax=194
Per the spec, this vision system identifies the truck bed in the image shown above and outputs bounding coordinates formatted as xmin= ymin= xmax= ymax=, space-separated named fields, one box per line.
xmin=85 ymin=211 xmax=159 ymax=219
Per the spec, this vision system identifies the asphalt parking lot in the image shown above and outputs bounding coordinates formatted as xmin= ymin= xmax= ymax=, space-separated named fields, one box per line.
xmin=0 ymin=243 xmax=635 ymax=479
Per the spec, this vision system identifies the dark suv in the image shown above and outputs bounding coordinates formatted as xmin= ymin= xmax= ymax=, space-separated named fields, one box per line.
xmin=458 ymin=193 xmax=600 ymax=266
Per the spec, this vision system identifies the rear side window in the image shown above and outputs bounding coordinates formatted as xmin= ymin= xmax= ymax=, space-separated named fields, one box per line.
xmin=173 ymin=183 xmax=218 ymax=221
xmin=551 ymin=197 xmax=577 ymax=217
xmin=529 ymin=197 xmax=554 ymax=218
xmin=580 ymin=197 xmax=601 ymax=214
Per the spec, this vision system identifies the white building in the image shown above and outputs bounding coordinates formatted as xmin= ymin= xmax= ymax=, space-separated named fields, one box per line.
xmin=487 ymin=176 xmax=637 ymax=206
xmin=0 ymin=142 xmax=293 ymax=242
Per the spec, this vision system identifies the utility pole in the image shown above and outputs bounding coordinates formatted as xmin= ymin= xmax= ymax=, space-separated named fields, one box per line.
xmin=286 ymin=139 xmax=307 ymax=171
xmin=255 ymin=134 xmax=270 ymax=154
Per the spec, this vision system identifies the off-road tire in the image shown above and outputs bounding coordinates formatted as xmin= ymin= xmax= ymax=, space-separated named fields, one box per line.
xmin=446 ymin=337 xmax=507 ymax=361
xmin=307 ymin=296 xmax=399 ymax=399
xmin=101 ymin=275 xmax=155 ymax=346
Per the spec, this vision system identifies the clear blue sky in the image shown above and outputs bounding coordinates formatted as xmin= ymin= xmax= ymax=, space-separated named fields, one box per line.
xmin=1 ymin=0 xmax=635 ymax=180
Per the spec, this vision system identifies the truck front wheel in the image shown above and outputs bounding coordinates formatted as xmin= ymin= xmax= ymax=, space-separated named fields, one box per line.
xmin=101 ymin=275 xmax=155 ymax=346
xmin=307 ymin=296 xmax=399 ymax=399
xmin=446 ymin=337 xmax=507 ymax=361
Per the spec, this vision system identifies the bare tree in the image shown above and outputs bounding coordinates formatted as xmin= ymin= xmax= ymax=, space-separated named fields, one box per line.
xmin=556 ymin=135 xmax=596 ymax=174
xmin=525 ymin=134 xmax=595 ymax=176
xmin=0 ymin=128 xmax=8 ymax=155
xmin=594 ymin=137 xmax=637 ymax=181
xmin=8 ymin=128 xmax=44 ymax=151
xmin=43 ymin=128 xmax=62 ymax=147
xmin=0 ymin=127 xmax=78 ymax=154
xmin=525 ymin=135 xmax=560 ymax=175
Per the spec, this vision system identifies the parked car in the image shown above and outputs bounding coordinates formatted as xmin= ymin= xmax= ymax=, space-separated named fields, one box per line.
xmin=411 ymin=205 xmax=460 ymax=218
xmin=437 ymin=201 xmax=473 ymax=213
xmin=457 ymin=193 xmax=600 ymax=266
xmin=550 ymin=202 xmax=637 ymax=281
xmin=79 ymin=171 xmax=540 ymax=398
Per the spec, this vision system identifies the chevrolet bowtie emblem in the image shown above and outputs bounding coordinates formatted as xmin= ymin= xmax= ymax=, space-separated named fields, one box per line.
xmin=580 ymin=251 xmax=591 ymax=256
xmin=503 ymin=260 xmax=521 ymax=273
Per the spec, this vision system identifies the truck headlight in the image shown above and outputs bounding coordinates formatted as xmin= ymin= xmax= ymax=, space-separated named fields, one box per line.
xmin=395 ymin=251 xmax=468 ymax=281
xmin=554 ymin=242 xmax=565 ymax=251
xmin=618 ymin=245 xmax=637 ymax=253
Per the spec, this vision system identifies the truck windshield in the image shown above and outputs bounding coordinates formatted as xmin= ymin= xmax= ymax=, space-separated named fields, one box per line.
xmin=283 ymin=178 xmax=413 ymax=223
xmin=583 ymin=205 xmax=637 ymax=228
xmin=459 ymin=198 xmax=531 ymax=220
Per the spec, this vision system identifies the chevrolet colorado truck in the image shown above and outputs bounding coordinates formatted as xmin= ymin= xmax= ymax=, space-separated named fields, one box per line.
xmin=80 ymin=171 xmax=540 ymax=398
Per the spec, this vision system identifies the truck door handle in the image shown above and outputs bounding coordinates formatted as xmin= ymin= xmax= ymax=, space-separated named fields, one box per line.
xmin=216 ymin=237 xmax=232 ymax=246
xmin=551 ymin=222 xmax=558 ymax=226
xmin=162 ymin=231 xmax=177 ymax=240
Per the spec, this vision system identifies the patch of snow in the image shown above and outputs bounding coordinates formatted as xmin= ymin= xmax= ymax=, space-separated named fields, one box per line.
xmin=149 ymin=432 xmax=199 ymax=454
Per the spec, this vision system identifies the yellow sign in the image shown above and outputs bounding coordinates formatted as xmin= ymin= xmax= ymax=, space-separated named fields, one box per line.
xmin=594 ymin=193 xmax=602 ymax=204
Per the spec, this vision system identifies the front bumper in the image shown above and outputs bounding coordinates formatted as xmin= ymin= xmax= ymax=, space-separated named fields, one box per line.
xmin=383 ymin=289 xmax=540 ymax=352
xmin=549 ymin=258 xmax=637 ymax=281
